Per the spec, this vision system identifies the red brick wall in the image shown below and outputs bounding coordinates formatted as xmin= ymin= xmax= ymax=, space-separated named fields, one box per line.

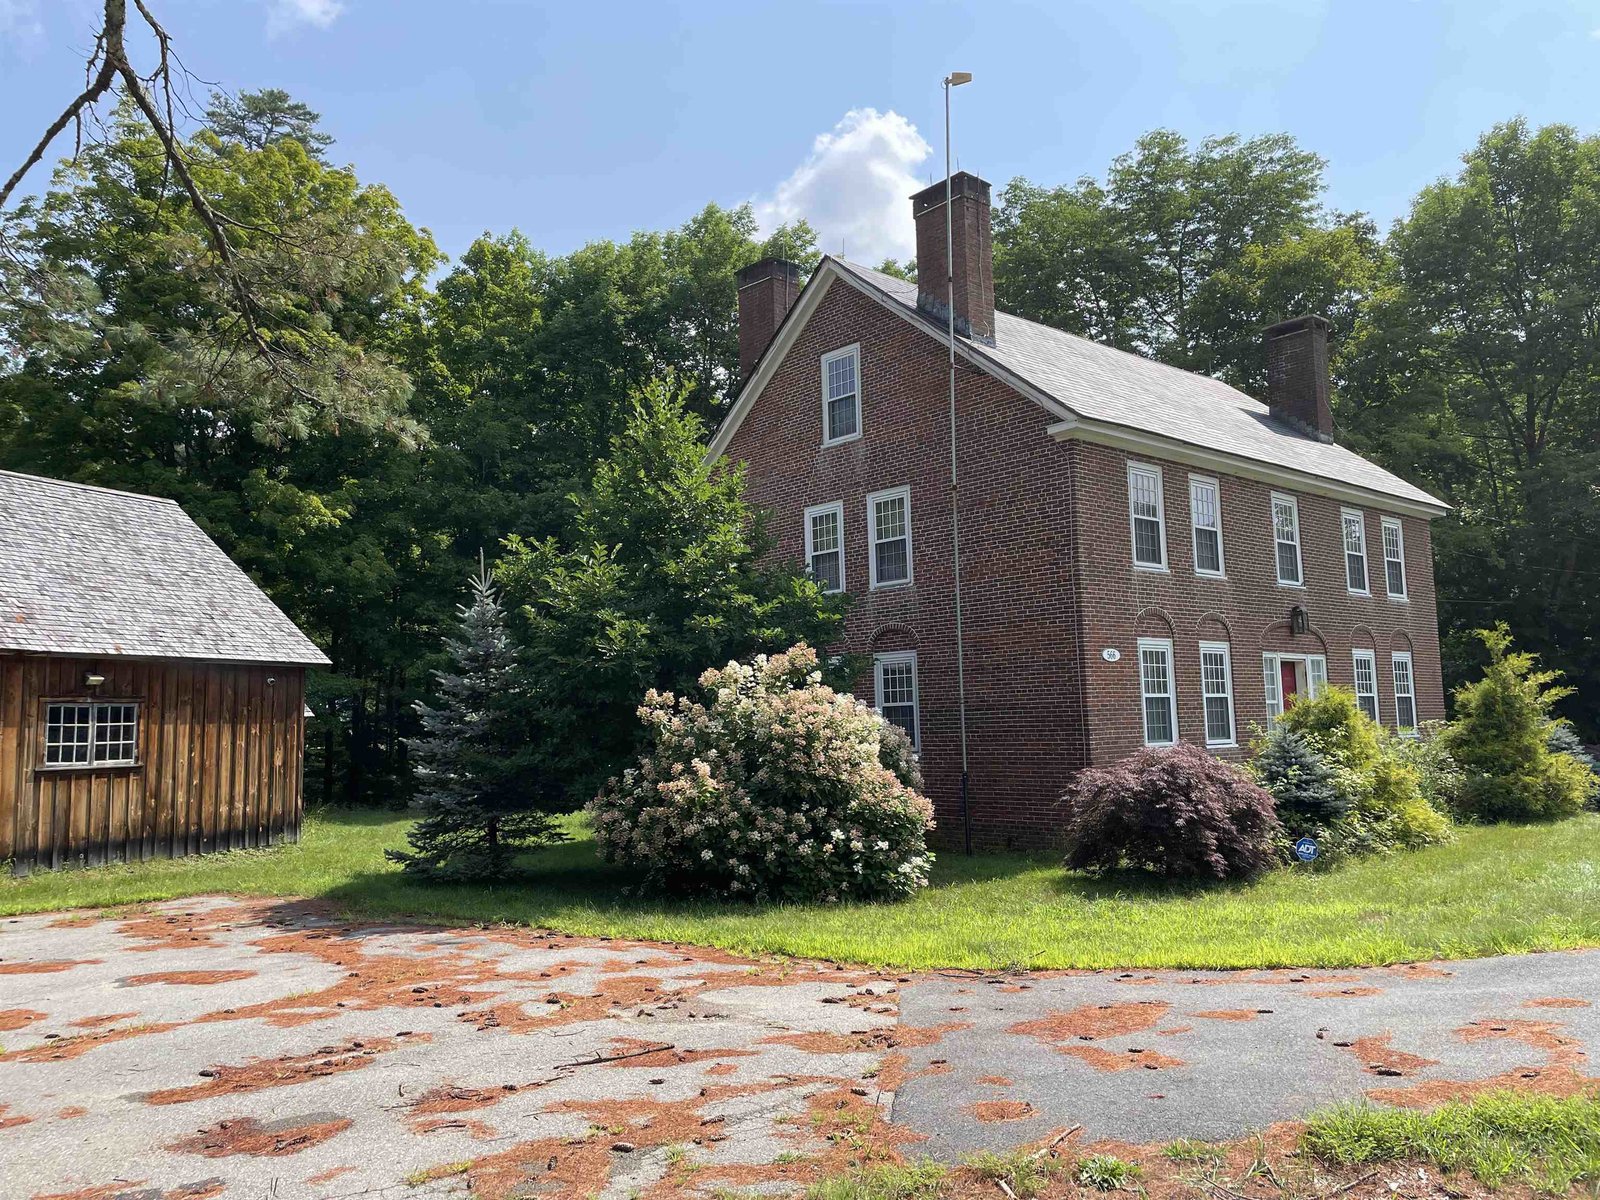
xmin=721 ymin=274 xmax=1446 ymax=850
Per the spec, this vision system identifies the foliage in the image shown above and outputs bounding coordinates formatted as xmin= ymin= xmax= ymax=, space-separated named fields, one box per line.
xmin=498 ymin=386 xmax=847 ymax=805
xmin=1304 ymin=1092 xmax=1600 ymax=1193
xmin=1249 ymin=725 xmax=1347 ymax=832
xmin=1358 ymin=755 xmax=1453 ymax=850
xmin=963 ymin=1149 xmax=1064 ymax=1198
xmin=1076 ymin=1154 xmax=1142 ymax=1192
xmin=1389 ymin=723 xmax=1465 ymax=813
xmin=1279 ymin=687 xmax=1383 ymax=771
xmin=205 ymin=88 xmax=333 ymax=156
xmin=806 ymin=1161 xmax=947 ymax=1200
xmin=385 ymin=569 xmax=564 ymax=880
xmin=1548 ymin=725 xmax=1599 ymax=811
xmin=877 ymin=720 xmax=924 ymax=792
xmin=1060 ymin=743 xmax=1282 ymax=880
xmin=1443 ymin=625 xmax=1597 ymax=821
xmin=588 ymin=645 xmax=935 ymax=903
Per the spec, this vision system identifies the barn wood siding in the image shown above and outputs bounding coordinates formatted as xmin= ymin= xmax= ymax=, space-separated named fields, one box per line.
xmin=0 ymin=656 xmax=306 ymax=875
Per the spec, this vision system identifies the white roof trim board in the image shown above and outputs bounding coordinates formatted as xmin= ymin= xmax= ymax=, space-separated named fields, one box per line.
xmin=0 ymin=470 xmax=330 ymax=665
xmin=709 ymin=258 xmax=1448 ymax=519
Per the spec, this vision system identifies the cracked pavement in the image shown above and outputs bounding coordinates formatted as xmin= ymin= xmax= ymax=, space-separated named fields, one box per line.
xmin=0 ymin=897 xmax=1594 ymax=1199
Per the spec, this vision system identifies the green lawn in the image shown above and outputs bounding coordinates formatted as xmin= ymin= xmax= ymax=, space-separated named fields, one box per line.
xmin=3 ymin=809 xmax=1598 ymax=970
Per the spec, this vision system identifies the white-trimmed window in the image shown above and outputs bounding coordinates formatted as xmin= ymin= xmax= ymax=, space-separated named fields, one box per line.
xmin=820 ymin=345 xmax=861 ymax=445
xmin=1271 ymin=493 xmax=1303 ymax=586
xmin=1262 ymin=654 xmax=1328 ymax=721
xmin=804 ymin=501 xmax=844 ymax=594
xmin=44 ymin=702 xmax=139 ymax=767
xmin=1127 ymin=463 xmax=1168 ymax=570
xmin=1382 ymin=517 xmax=1407 ymax=599
xmin=1392 ymin=652 xmax=1417 ymax=735
xmin=1189 ymin=475 xmax=1224 ymax=577
xmin=1199 ymin=642 xmax=1236 ymax=747
xmin=867 ymin=486 xmax=912 ymax=588
xmin=874 ymin=652 xmax=920 ymax=750
xmin=1352 ymin=650 xmax=1380 ymax=723
xmin=1341 ymin=509 xmax=1370 ymax=595
xmin=1137 ymin=638 xmax=1178 ymax=746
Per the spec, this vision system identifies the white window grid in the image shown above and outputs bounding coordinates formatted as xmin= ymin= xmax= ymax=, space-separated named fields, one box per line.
xmin=1271 ymin=493 xmax=1303 ymax=586
xmin=1127 ymin=463 xmax=1168 ymax=570
xmin=867 ymin=486 xmax=912 ymax=588
xmin=1352 ymin=650 xmax=1380 ymax=723
xmin=1137 ymin=638 xmax=1178 ymax=746
xmin=1382 ymin=517 xmax=1407 ymax=599
xmin=44 ymin=701 xmax=139 ymax=767
xmin=1189 ymin=475 xmax=1224 ymax=577
xmin=820 ymin=345 xmax=861 ymax=446
xmin=1392 ymin=652 xmax=1417 ymax=735
xmin=874 ymin=652 xmax=920 ymax=750
xmin=1342 ymin=509 xmax=1370 ymax=595
xmin=804 ymin=501 xmax=845 ymax=594
xmin=1198 ymin=642 xmax=1236 ymax=747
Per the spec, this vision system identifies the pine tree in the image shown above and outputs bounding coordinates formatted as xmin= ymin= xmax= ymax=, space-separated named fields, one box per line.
xmin=387 ymin=564 xmax=564 ymax=880
xmin=1252 ymin=725 xmax=1347 ymax=830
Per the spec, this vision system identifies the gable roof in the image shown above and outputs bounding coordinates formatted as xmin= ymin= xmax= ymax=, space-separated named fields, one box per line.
xmin=710 ymin=257 xmax=1447 ymax=517
xmin=0 ymin=471 xmax=330 ymax=665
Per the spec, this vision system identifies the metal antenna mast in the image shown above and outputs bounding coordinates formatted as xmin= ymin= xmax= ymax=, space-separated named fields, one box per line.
xmin=943 ymin=70 xmax=973 ymax=855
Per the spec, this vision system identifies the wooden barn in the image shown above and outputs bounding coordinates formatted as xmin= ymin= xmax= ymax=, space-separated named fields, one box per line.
xmin=0 ymin=470 xmax=329 ymax=874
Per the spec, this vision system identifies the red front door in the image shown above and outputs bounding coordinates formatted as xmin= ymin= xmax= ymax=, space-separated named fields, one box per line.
xmin=1280 ymin=661 xmax=1300 ymax=705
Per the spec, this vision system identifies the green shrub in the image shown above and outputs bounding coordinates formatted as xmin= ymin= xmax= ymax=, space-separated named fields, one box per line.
xmin=1077 ymin=1154 xmax=1142 ymax=1192
xmin=1359 ymin=755 xmax=1453 ymax=849
xmin=588 ymin=644 xmax=935 ymax=903
xmin=1547 ymin=724 xmax=1599 ymax=810
xmin=1389 ymin=722 xmax=1464 ymax=813
xmin=1249 ymin=725 xmax=1347 ymax=833
xmin=1281 ymin=686 xmax=1383 ymax=770
xmin=1442 ymin=625 xmax=1597 ymax=822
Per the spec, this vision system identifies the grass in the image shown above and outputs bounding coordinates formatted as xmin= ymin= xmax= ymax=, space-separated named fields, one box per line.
xmin=807 ymin=1160 xmax=948 ymax=1200
xmin=1303 ymin=1091 xmax=1600 ymax=1193
xmin=1075 ymin=1153 xmax=1141 ymax=1192
xmin=3 ymin=808 xmax=1599 ymax=969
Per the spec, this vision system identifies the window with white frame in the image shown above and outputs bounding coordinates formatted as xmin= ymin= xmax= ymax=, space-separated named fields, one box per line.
xmin=1271 ymin=494 xmax=1303 ymax=585
xmin=1127 ymin=463 xmax=1168 ymax=570
xmin=1189 ymin=476 xmax=1224 ymax=576
xmin=1137 ymin=638 xmax=1178 ymax=746
xmin=820 ymin=345 xmax=861 ymax=445
xmin=868 ymin=486 xmax=912 ymax=588
xmin=44 ymin=702 xmax=139 ymax=767
xmin=1199 ymin=642 xmax=1236 ymax=746
xmin=1341 ymin=509 xmax=1370 ymax=595
xmin=1392 ymin=652 xmax=1417 ymax=734
xmin=1352 ymin=650 xmax=1380 ymax=723
xmin=874 ymin=652 xmax=920 ymax=750
xmin=1262 ymin=653 xmax=1328 ymax=721
xmin=1382 ymin=517 xmax=1407 ymax=599
xmin=804 ymin=502 xmax=844 ymax=593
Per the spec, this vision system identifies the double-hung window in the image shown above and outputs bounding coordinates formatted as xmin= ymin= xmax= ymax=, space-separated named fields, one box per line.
xmin=1271 ymin=493 xmax=1303 ymax=586
xmin=874 ymin=652 xmax=920 ymax=750
xmin=1392 ymin=652 xmax=1417 ymax=735
xmin=1199 ymin=642 xmax=1236 ymax=747
xmin=820 ymin=345 xmax=861 ymax=445
xmin=44 ymin=701 xmax=139 ymax=767
xmin=1189 ymin=476 xmax=1224 ymax=577
xmin=1137 ymin=638 xmax=1178 ymax=746
xmin=804 ymin=502 xmax=844 ymax=593
xmin=1341 ymin=509 xmax=1370 ymax=595
xmin=867 ymin=486 xmax=912 ymax=588
xmin=1382 ymin=517 xmax=1407 ymax=599
xmin=1352 ymin=650 xmax=1380 ymax=723
xmin=1127 ymin=463 xmax=1168 ymax=570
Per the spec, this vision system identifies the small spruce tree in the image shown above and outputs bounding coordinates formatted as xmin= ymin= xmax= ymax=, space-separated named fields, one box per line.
xmin=1251 ymin=725 xmax=1347 ymax=831
xmin=387 ymin=564 xmax=564 ymax=880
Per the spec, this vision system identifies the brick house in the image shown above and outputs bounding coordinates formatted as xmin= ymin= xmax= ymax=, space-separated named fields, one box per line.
xmin=710 ymin=172 xmax=1447 ymax=850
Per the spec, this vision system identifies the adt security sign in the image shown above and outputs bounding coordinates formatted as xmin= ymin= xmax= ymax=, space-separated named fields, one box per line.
xmin=1294 ymin=837 xmax=1319 ymax=863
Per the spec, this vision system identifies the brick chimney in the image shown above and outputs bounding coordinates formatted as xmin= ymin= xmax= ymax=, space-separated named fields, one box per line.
xmin=736 ymin=258 xmax=803 ymax=383
xmin=1264 ymin=315 xmax=1333 ymax=441
xmin=912 ymin=171 xmax=995 ymax=344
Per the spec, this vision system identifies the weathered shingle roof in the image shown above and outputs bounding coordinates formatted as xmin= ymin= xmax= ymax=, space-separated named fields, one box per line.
xmin=819 ymin=260 xmax=1446 ymax=513
xmin=0 ymin=471 xmax=329 ymax=665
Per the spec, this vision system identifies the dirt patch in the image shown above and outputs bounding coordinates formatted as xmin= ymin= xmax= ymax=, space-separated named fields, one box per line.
xmin=142 ymin=1037 xmax=420 ymax=1105
xmin=123 ymin=970 xmax=256 ymax=987
xmin=1385 ymin=962 xmax=1455 ymax=980
xmin=1193 ymin=1009 xmax=1260 ymax=1022
xmin=169 ymin=1114 xmax=353 ymax=1158
xmin=1524 ymin=997 xmax=1592 ymax=1010
xmin=406 ymin=1083 xmax=524 ymax=1117
xmin=764 ymin=1021 xmax=969 ymax=1055
xmin=970 ymin=1099 xmax=1035 ymax=1122
xmin=1366 ymin=1017 xmax=1593 ymax=1106
xmin=70 ymin=1012 xmax=140 ymax=1028
xmin=0 ymin=1008 xmax=47 ymax=1031
xmin=56 ymin=1106 xmax=89 ymax=1119
xmin=304 ymin=1166 xmax=356 ymax=1186
xmin=1305 ymin=986 xmax=1384 ymax=998
xmin=976 ymin=1074 xmax=1013 ymax=1086
xmin=602 ymin=1036 xmax=760 ymax=1069
xmin=1342 ymin=1033 xmax=1440 ymax=1077
xmin=0 ymin=1103 xmax=33 ymax=1130
xmin=1008 ymin=1002 xmax=1171 ymax=1047
xmin=0 ymin=959 xmax=97 ymax=974
xmin=1 ymin=1022 xmax=178 ymax=1063
xmin=1059 ymin=1046 xmax=1186 ymax=1073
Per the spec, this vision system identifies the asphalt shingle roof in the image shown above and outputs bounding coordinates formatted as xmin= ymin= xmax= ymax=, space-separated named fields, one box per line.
xmin=833 ymin=259 xmax=1446 ymax=512
xmin=0 ymin=470 xmax=329 ymax=665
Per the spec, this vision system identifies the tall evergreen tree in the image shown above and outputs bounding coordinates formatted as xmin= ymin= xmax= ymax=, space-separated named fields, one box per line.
xmin=387 ymin=565 xmax=564 ymax=880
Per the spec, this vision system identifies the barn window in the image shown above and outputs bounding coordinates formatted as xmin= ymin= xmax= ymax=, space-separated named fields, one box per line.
xmin=44 ymin=702 xmax=139 ymax=767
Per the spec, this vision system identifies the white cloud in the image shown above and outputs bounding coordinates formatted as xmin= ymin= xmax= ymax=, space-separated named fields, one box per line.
xmin=265 ymin=0 xmax=343 ymax=36
xmin=756 ymin=108 xmax=932 ymax=265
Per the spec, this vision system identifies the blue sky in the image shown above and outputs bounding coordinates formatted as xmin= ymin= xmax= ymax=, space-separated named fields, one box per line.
xmin=4 ymin=0 xmax=1600 ymax=265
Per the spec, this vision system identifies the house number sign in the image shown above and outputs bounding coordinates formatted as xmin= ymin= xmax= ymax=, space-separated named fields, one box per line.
xmin=1101 ymin=648 xmax=1121 ymax=662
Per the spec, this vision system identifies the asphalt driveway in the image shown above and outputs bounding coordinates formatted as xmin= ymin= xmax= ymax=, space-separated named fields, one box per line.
xmin=0 ymin=898 xmax=1594 ymax=1199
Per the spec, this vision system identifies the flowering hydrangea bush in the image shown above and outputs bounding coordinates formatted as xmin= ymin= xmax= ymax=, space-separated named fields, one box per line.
xmin=587 ymin=645 xmax=935 ymax=902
